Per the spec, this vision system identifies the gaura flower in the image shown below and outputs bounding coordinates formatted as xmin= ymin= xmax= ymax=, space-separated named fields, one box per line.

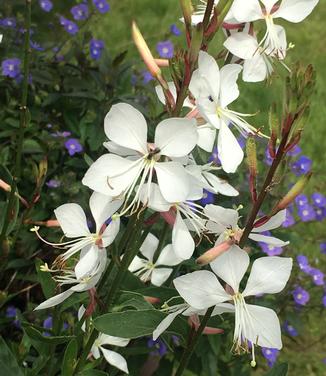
xmin=91 ymin=333 xmax=130 ymax=374
xmin=128 ymin=233 xmax=183 ymax=286
xmin=82 ymin=103 xmax=198 ymax=214
xmin=174 ymin=246 xmax=293 ymax=360
xmin=231 ymin=0 xmax=319 ymax=56
xmin=32 ymin=192 xmax=121 ymax=278
xmin=34 ymin=248 xmax=107 ymax=310
xmin=189 ymin=51 xmax=261 ymax=173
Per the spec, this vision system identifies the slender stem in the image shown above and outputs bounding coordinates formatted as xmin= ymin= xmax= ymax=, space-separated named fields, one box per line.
xmin=153 ymin=221 xmax=170 ymax=263
xmin=0 ymin=0 xmax=32 ymax=250
xmin=202 ymin=0 xmax=215 ymax=30
xmin=174 ymin=307 xmax=215 ymax=376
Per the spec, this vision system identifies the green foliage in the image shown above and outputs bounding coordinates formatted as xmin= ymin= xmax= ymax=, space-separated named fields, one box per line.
xmin=0 ymin=336 xmax=24 ymax=376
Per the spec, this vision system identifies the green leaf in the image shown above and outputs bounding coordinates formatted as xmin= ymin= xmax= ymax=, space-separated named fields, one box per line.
xmin=114 ymin=291 xmax=154 ymax=311
xmin=62 ymin=339 xmax=78 ymax=376
xmin=23 ymin=139 xmax=44 ymax=154
xmin=23 ymin=325 xmax=75 ymax=345
xmin=78 ymin=370 xmax=109 ymax=376
xmin=94 ymin=309 xmax=188 ymax=340
xmin=35 ymin=258 xmax=56 ymax=299
xmin=0 ymin=336 xmax=24 ymax=376
xmin=265 ymin=363 xmax=289 ymax=376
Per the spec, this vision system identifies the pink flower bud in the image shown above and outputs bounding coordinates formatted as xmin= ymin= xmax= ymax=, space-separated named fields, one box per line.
xmin=196 ymin=240 xmax=232 ymax=265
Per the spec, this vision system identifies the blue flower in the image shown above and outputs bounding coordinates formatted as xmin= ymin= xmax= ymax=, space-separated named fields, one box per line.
xmin=71 ymin=4 xmax=89 ymax=21
xmin=308 ymin=268 xmax=324 ymax=286
xmin=290 ymin=155 xmax=312 ymax=176
xmin=93 ymin=0 xmax=110 ymax=13
xmin=261 ymin=348 xmax=279 ymax=367
xmin=200 ymin=189 xmax=215 ymax=206
xmin=170 ymin=24 xmax=182 ymax=36
xmin=1 ymin=58 xmax=21 ymax=78
xmin=286 ymin=144 xmax=301 ymax=157
xmin=64 ymin=138 xmax=83 ymax=156
xmin=283 ymin=321 xmax=298 ymax=336
xmin=142 ymin=70 xmax=154 ymax=84
xmin=296 ymin=255 xmax=311 ymax=273
xmin=298 ymin=204 xmax=316 ymax=222
xmin=295 ymin=194 xmax=308 ymax=208
xmin=59 ymin=16 xmax=79 ymax=35
xmin=39 ymin=0 xmax=53 ymax=12
xmin=156 ymin=40 xmax=174 ymax=58
xmin=147 ymin=338 xmax=168 ymax=357
xmin=0 ymin=18 xmax=16 ymax=28
xmin=89 ymin=39 xmax=105 ymax=60
xmin=46 ymin=179 xmax=61 ymax=188
xmin=282 ymin=208 xmax=295 ymax=228
xmin=311 ymin=193 xmax=326 ymax=208
xmin=292 ymin=286 xmax=310 ymax=305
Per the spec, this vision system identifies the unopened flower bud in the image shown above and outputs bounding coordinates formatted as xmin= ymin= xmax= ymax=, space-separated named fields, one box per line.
xmin=196 ymin=240 xmax=232 ymax=265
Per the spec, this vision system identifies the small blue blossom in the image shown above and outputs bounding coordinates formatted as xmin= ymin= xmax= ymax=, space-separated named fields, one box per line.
xmin=93 ymin=0 xmax=110 ymax=13
xmin=89 ymin=39 xmax=105 ymax=60
xmin=170 ymin=24 xmax=182 ymax=36
xmin=282 ymin=208 xmax=295 ymax=228
xmin=142 ymin=70 xmax=154 ymax=84
xmin=30 ymin=40 xmax=44 ymax=51
xmin=298 ymin=204 xmax=316 ymax=222
xmin=320 ymin=242 xmax=326 ymax=255
xmin=200 ymin=189 xmax=215 ymax=206
xmin=323 ymin=295 xmax=326 ymax=307
xmin=311 ymin=193 xmax=326 ymax=208
xmin=296 ymin=255 xmax=311 ymax=273
xmin=59 ymin=16 xmax=79 ymax=35
xmin=283 ymin=321 xmax=298 ymax=336
xmin=259 ymin=242 xmax=283 ymax=256
xmin=290 ymin=155 xmax=312 ymax=176
xmin=64 ymin=138 xmax=83 ymax=156
xmin=71 ymin=4 xmax=89 ymax=21
xmin=264 ymin=147 xmax=273 ymax=166
xmin=287 ymin=144 xmax=301 ymax=157
xmin=295 ymin=194 xmax=308 ymax=208
xmin=39 ymin=0 xmax=53 ymax=12
xmin=308 ymin=268 xmax=324 ymax=286
xmin=1 ymin=58 xmax=21 ymax=78
xmin=156 ymin=40 xmax=174 ymax=58
xmin=315 ymin=207 xmax=326 ymax=221
xmin=0 ymin=18 xmax=16 ymax=28
xmin=293 ymin=286 xmax=310 ymax=306
xmin=261 ymin=348 xmax=279 ymax=367
xmin=208 ymin=147 xmax=220 ymax=165
xmin=46 ymin=179 xmax=61 ymax=188
xmin=147 ymin=338 xmax=168 ymax=357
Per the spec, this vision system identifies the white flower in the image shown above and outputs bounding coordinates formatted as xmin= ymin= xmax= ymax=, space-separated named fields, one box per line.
xmin=33 ymin=192 xmax=121 ymax=278
xmin=128 ymin=233 xmax=183 ymax=286
xmin=224 ymin=27 xmax=287 ymax=82
xmin=174 ymin=246 xmax=293 ymax=359
xmin=34 ymin=248 xmax=107 ymax=310
xmin=82 ymin=103 xmax=198 ymax=212
xmin=205 ymin=204 xmax=289 ymax=247
xmin=91 ymin=333 xmax=130 ymax=374
xmin=231 ymin=0 xmax=319 ymax=57
xmin=189 ymin=51 xmax=261 ymax=173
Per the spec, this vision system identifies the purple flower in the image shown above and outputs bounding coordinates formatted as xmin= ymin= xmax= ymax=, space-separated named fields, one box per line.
xmin=283 ymin=321 xmax=298 ymax=336
xmin=147 ymin=338 xmax=168 ymax=357
xmin=142 ymin=70 xmax=154 ymax=84
xmin=311 ymin=193 xmax=326 ymax=208
xmin=264 ymin=147 xmax=273 ymax=166
xmin=315 ymin=207 xmax=326 ymax=221
xmin=295 ymin=194 xmax=308 ymax=208
xmin=43 ymin=315 xmax=53 ymax=333
xmin=296 ymin=255 xmax=311 ymax=273
xmin=237 ymin=135 xmax=246 ymax=150
xmin=64 ymin=138 xmax=83 ymax=156
xmin=322 ymin=295 xmax=326 ymax=307
xmin=46 ymin=179 xmax=60 ymax=188
xmin=93 ymin=0 xmax=110 ymax=13
xmin=320 ymin=242 xmax=326 ymax=255
xmin=298 ymin=204 xmax=316 ymax=222
xmin=39 ymin=0 xmax=53 ymax=12
xmin=259 ymin=242 xmax=283 ymax=256
xmin=308 ymin=268 xmax=324 ymax=286
xmin=293 ymin=286 xmax=310 ymax=305
xmin=6 ymin=306 xmax=17 ymax=318
xmin=200 ymin=189 xmax=215 ymax=206
xmin=71 ymin=4 xmax=89 ymax=21
xmin=287 ymin=144 xmax=301 ymax=157
xmin=170 ymin=24 xmax=182 ymax=36
xmin=282 ymin=208 xmax=295 ymax=228
xmin=59 ymin=16 xmax=79 ymax=35
xmin=30 ymin=40 xmax=44 ymax=51
xmin=1 ymin=18 xmax=16 ymax=28
xmin=208 ymin=147 xmax=221 ymax=165
xmin=89 ymin=39 xmax=105 ymax=60
xmin=2 ymin=58 xmax=21 ymax=78
xmin=261 ymin=348 xmax=279 ymax=367
xmin=156 ymin=40 xmax=174 ymax=58
xmin=290 ymin=155 xmax=312 ymax=176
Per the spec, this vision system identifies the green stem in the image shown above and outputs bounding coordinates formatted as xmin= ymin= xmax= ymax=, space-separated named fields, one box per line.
xmin=174 ymin=306 xmax=214 ymax=376
xmin=0 ymin=0 xmax=32 ymax=251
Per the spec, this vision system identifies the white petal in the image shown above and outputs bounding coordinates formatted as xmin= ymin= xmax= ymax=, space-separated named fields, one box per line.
xmin=273 ymin=0 xmax=319 ymax=23
xmin=82 ymin=154 xmax=144 ymax=196
xmin=89 ymin=192 xmax=122 ymax=233
xmin=155 ymin=118 xmax=198 ymax=158
xmin=100 ymin=348 xmax=129 ymax=374
xmin=78 ymin=305 xmax=86 ymax=332
xmin=218 ymin=122 xmax=244 ymax=173
xmin=243 ymin=55 xmax=269 ymax=82
xmin=204 ymin=173 xmax=239 ymax=196
xmin=156 ymin=244 xmax=183 ymax=266
xmin=34 ymin=290 xmax=74 ymax=310
xmin=103 ymin=141 xmax=138 ymax=156
xmin=101 ymin=218 xmax=120 ymax=247
xmin=98 ymin=334 xmax=130 ymax=347
xmin=55 ymin=203 xmax=90 ymax=238
xmin=231 ymin=0 xmax=263 ymax=22
xmin=243 ymin=304 xmax=282 ymax=349
xmin=197 ymin=97 xmax=221 ymax=129
xmin=172 ymin=211 xmax=195 ymax=260
xmin=139 ymin=183 xmax=172 ymax=212
xmin=204 ymin=204 xmax=239 ymax=233
xmin=252 ymin=210 xmax=287 ymax=232
xmin=248 ymin=233 xmax=289 ymax=247
xmin=128 ymin=255 xmax=147 ymax=272
xmin=140 ymin=233 xmax=159 ymax=261
xmin=155 ymin=162 xmax=190 ymax=203
xmin=224 ymin=33 xmax=259 ymax=60
xmin=153 ymin=308 xmax=184 ymax=340
xmin=104 ymin=103 xmax=147 ymax=154
xmin=197 ymin=125 xmax=216 ymax=152
xmin=210 ymin=245 xmax=249 ymax=293
xmin=75 ymin=245 xmax=100 ymax=280
xmin=219 ymin=64 xmax=242 ymax=108
xmin=91 ymin=344 xmax=101 ymax=359
xmin=174 ymin=270 xmax=230 ymax=310
xmin=155 ymin=82 xmax=177 ymax=104
xmin=242 ymin=256 xmax=293 ymax=297
xmin=198 ymin=51 xmax=221 ymax=100
xmin=151 ymin=268 xmax=173 ymax=286
xmin=189 ymin=69 xmax=202 ymax=99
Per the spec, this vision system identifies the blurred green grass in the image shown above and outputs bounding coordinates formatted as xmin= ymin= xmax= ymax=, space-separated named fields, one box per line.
xmin=93 ymin=1 xmax=326 ymax=374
